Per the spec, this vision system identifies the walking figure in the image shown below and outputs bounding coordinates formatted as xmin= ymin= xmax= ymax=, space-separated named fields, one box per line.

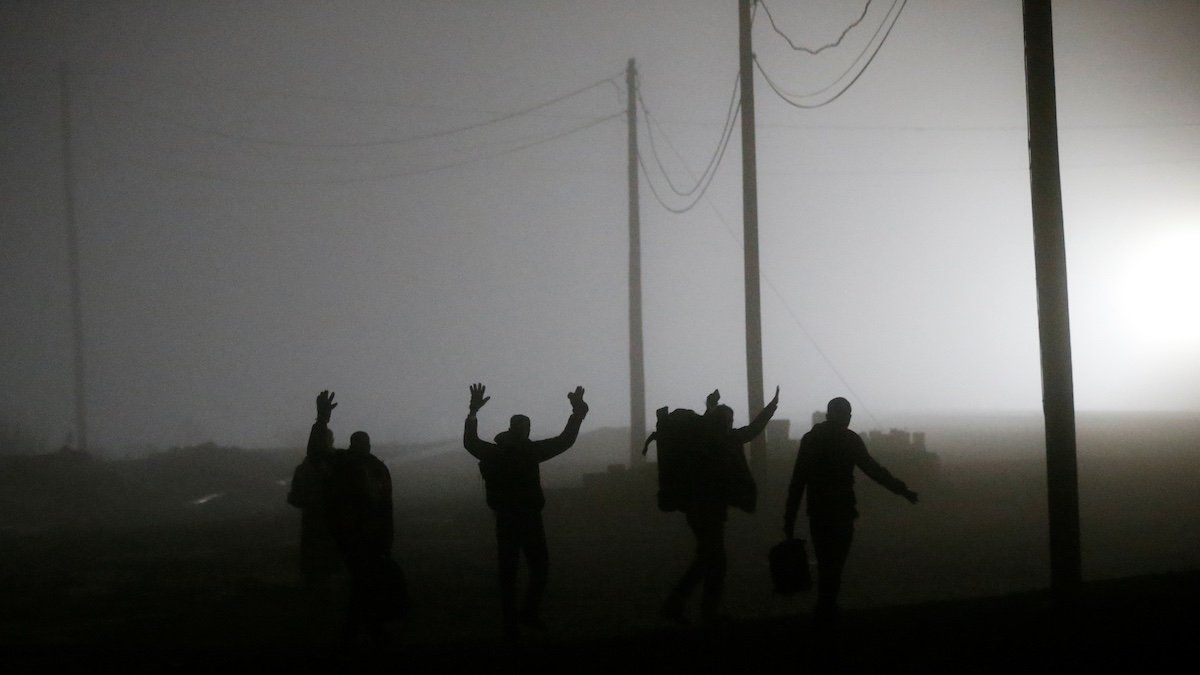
xmin=783 ymin=397 xmax=919 ymax=627
xmin=463 ymin=382 xmax=588 ymax=639
xmin=661 ymin=386 xmax=779 ymax=624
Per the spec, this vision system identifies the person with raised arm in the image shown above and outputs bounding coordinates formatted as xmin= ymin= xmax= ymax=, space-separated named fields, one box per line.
xmin=463 ymin=382 xmax=588 ymax=639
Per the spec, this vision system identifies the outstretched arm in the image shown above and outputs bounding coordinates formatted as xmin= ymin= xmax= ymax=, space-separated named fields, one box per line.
xmin=464 ymin=383 xmax=498 ymax=460
xmin=532 ymin=386 xmax=589 ymax=462
xmin=731 ymin=386 xmax=781 ymax=444
xmin=852 ymin=435 xmax=919 ymax=504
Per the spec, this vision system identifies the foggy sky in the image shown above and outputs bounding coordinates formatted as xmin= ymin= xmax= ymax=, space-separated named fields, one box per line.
xmin=2 ymin=1 xmax=1198 ymax=451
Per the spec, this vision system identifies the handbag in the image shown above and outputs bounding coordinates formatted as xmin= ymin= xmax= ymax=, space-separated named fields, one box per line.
xmin=769 ymin=538 xmax=812 ymax=595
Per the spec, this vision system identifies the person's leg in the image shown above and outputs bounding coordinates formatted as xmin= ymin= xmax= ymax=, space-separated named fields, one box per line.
xmin=698 ymin=515 xmax=727 ymax=621
xmin=340 ymin=552 xmax=367 ymax=647
xmin=810 ymin=518 xmax=854 ymax=626
xmin=663 ymin=511 xmax=707 ymax=620
xmin=495 ymin=512 xmax=521 ymax=637
xmin=520 ymin=513 xmax=549 ymax=628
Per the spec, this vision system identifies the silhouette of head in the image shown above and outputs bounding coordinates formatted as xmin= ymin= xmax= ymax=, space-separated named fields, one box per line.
xmin=714 ymin=404 xmax=735 ymax=431
xmin=826 ymin=397 xmax=852 ymax=427
xmin=508 ymin=415 xmax=531 ymax=442
xmin=349 ymin=431 xmax=371 ymax=453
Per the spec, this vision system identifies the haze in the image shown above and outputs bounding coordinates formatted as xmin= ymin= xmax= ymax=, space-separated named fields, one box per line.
xmin=2 ymin=0 xmax=1198 ymax=451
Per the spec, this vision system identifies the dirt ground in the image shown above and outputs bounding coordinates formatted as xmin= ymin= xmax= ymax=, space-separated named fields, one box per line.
xmin=3 ymin=411 xmax=1199 ymax=671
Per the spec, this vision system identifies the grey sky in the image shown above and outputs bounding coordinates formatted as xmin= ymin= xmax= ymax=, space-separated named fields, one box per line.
xmin=2 ymin=1 xmax=1198 ymax=450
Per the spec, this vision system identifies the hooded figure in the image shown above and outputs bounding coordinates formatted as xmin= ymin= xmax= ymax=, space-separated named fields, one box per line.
xmin=463 ymin=383 xmax=588 ymax=638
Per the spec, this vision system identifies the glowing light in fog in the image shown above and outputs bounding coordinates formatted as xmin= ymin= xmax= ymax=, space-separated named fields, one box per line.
xmin=1119 ymin=228 xmax=1200 ymax=350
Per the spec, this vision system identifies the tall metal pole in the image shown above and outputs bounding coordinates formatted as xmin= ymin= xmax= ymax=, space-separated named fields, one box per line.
xmin=738 ymin=0 xmax=767 ymax=473
xmin=59 ymin=62 xmax=88 ymax=452
xmin=1022 ymin=0 xmax=1081 ymax=598
xmin=627 ymin=58 xmax=647 ymax=467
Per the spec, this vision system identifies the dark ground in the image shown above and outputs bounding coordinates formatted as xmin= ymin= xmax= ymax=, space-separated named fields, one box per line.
xmin=2 ymin=416 xmax=1198 ymax=672
xmin=4 ymin=568 xmax=1196 ymax=673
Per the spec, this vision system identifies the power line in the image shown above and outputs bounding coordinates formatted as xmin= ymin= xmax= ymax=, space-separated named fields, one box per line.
xmin=88 ymin=96 xmax=616 ymax=167
xmin=102 ymin=111 xmax=622 ymax=187
xmin=95 ymin=76 xmax=619 ymax=149
xmin=636 ymin=106 xmax=739 ymax=214
xmin=756 ymin=0 xmax=907 ymax=109
xmin=759 ymin=0 xmax=874 ymax=55
xmin=636 ymin=71 xmax=741 ymax=197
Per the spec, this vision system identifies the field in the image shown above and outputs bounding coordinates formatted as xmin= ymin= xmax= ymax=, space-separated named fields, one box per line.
xmin=1 ymin=413 xmax=1197 ymax=669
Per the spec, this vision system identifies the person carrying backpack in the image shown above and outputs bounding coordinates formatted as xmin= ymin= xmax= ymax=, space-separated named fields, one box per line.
xmin=660 ymin=386 xmax=779 ymax=624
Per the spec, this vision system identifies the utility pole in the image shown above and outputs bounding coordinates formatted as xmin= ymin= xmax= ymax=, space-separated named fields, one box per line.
xmin=738 ymin=0 xmax=767 ymax=473
xmin=1022 ymin=0 xmax=1082 ymax=599
xmin=59 ymin=62 xmax=88 ymax=452
xmin=626 ymin=58 xmax=647 ymax=467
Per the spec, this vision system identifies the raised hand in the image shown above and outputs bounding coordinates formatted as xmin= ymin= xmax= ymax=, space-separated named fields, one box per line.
xmin=469 ymin=383 xmax=490 ymax=414
xmin=705 ymin=389 xmax=721 ymax=411
xmin=567 ymin=386 xmax=588 ymax=415
xmin=316 ymin=390 xmax=337 ymax=422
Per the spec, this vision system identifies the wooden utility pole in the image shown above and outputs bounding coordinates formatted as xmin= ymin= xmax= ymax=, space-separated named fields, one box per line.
xmin=627 ymin=58 xmax=647 ymax=466
xmin=1022 ymin=0 xmax=1082 ymax=598
xmin=59 ymin=62 xmax=88 ymax=452
xmin=738 ymin=0 xmax=767 ymax=473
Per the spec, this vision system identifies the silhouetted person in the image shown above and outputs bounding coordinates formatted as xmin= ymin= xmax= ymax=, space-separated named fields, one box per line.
xmin=287 ymin=390 xmax=343 ymax=591
xmin=463 ymin=382 xmax=588 ymax=639
xmin=783 ymin=397 xmax=919 ymax=627
xmin=662 ymin=386 xmax=779 ymax=624
xmin=321 ymin=400 xmax=398 ymax=647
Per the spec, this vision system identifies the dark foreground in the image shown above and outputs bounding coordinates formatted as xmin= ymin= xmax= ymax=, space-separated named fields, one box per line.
xmin=7 ymin=570 xmax=1196 ymax=673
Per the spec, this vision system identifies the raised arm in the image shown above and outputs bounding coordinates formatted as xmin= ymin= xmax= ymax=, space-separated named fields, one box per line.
xmin=532 ymin=386 xmax=589 ymax=462
xmin=851 ymin=435 xmax=919 ymax=504
xmin=307 ymin=390 xmax=337 ymax=457
xmin=463 ymin=383 xmax=498 ymax=460
xmin=731 ymin=385 xmax=780 ymax=444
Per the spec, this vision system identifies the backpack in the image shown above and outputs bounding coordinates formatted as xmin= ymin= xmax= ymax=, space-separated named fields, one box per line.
xmin=642 ymin=407 xmax=722 ymax=512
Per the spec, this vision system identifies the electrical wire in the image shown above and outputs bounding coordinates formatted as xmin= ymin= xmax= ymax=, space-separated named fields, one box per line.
xmin=95 ymin=76 xmax=619 ymax=149
xmin=759 ymin=0 xmax=873 ymax=55
xmin=88 ymin=95 xmax=615 ymax=168
xmin=103 ymin=111 xmax=622 ymax=187
xmin=636 ymin=104 xmax=739 ymax=214
xmin=755 ymin=0 xmax=906 ymax=109
xmin=636 ymin=71 xmax=741 ymax=197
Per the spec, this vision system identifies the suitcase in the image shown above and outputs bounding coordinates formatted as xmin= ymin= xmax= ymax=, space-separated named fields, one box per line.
xmin=769 ymin=538 xmax=812 ymax=595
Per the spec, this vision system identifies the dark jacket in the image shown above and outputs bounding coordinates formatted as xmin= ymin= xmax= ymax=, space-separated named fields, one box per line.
xmin=785 ymin=421 xmax=909 ymax=522
xmin=463 ymin=411 xmax=586 ymax=513
xmin=328 ymin=449 xmax=394 ymax=558
xmin=288 ymin=422 xmax=342 ymax=573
